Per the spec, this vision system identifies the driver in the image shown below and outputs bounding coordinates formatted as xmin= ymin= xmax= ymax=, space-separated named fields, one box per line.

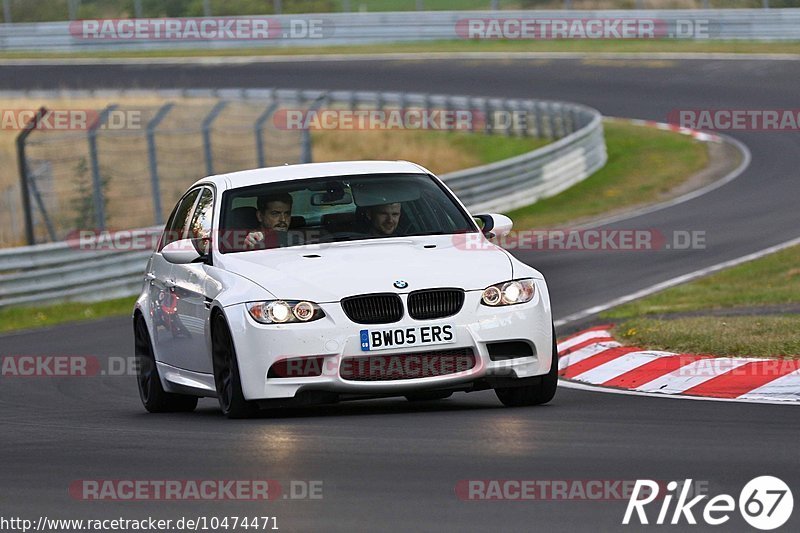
xmin=366 ymin=202 xmax=402 ymax=236
xmin=244 ymin=193 xmax=293 ymax=249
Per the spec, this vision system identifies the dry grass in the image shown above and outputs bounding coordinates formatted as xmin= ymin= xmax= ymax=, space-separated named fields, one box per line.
xmin=312 ymin=130 xmax=478 ymax=175
xmin=607 ymin=245 xmax=800 ymax=358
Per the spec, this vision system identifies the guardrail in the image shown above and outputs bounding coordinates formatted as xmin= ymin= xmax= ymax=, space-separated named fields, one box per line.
xmin=1 ymin=9 xmax=800 ymax=52
xmin=0 ymin=89 xmax=606 ymax=307
xmin=0 ymin=231 xmax=157 ymax=307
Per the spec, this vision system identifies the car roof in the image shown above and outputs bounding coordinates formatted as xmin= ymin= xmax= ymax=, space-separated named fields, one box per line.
xmin=193 ymin=160 xmax=430 ymax=191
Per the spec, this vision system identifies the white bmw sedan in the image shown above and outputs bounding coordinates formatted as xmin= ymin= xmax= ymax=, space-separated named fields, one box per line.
xmin=134 ymin=161 xmax=556 ymax=418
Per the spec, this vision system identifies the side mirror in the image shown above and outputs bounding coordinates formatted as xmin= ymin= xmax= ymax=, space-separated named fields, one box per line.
xmin=474 ymin=214 xmax=513 ymax=239
xmin=162 ymin=238 xmax=204 ymax=264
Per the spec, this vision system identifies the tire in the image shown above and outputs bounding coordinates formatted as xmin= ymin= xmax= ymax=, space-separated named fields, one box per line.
xmin=211 ymin=313 xmax=259 ymax=419
xmin=494 ymin=325 xmax=558 ymax=407
xmin=134 ymin=314 xmax=198 ymax=413
xmin=405 ymin=391 xmax=453 ymax=402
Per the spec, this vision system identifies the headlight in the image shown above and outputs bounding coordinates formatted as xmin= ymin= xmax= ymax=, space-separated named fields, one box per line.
xmin=481 ymin=279 xmax=536 ymax=306
xmin=247 ymin=300 xmax=326 ymax=324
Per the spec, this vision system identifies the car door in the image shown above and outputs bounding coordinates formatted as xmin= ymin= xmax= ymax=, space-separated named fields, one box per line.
xmin=148 ymin=188 xmax=200 ymax=369
xmin=169 ymin=186 xmax=217 ymax=374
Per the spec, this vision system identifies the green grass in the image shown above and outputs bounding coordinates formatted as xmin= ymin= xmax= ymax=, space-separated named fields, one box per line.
xmin=604 ymin=245 xmax=800 ymax=357
xmin=0 ymin=296 xmax=137 ymax=334
xmin=613 ymin=316 xmax=800 ymax=358
xmin=506 ymin=120 xmax=708 ymax=229
xmin=3 ymin=40 xmax=800 ymax=59
xmin=604 ymin=245 xmax=800 ymax=319
xmin=443 ymin=130 xmax=551 ymax=163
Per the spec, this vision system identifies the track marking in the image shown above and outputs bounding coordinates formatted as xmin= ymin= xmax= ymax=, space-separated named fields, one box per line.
xmin=558 ymin=378 xmax=800 ymax=405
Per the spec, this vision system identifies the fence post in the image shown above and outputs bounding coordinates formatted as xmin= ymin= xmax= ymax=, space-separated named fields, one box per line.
xmin=88 ymin=105 xmax=117 ymax=231
xmin=274 ymin=0 xmax=282 ymax=15
xmin=27 ymin=165 xmax=56 ymax=242
xmin=399 ymin=92 xmax=408 ymax=120
xmin=444 ymin=95 xmax=453 ymax=132
xmin=16 ymin=107 xmax=47 ymax=245
xmin=538 ymin=101 xmax=551 ymax=140
xmin=301 ymin=94 xmax=327 ymax=164
xmin=67 ymin=0 xmax=80 ymax=20
xmin=490 ymin=0 xmax=498 ymax=10
xmin=146 ymin=102 xmax=174 ymax=225
xmin=503 ymin=100 xmax=515 ymax=137
xmin=484 ymin=99 xmax=493 ymax=135
xmin=2 ymin=0 xmax=11 ymax=23
xmin=203 ymin=0 xmax=211 ymax=17
xmin=202 ymin=101 xmax=228 ymax=176
xmin=255 ymin=101 xmax=279 ymax=167
xmin=134 ymin=0 xmax=143 ymax=18
xmin=424 ymin=94 xmax=432 ymax=126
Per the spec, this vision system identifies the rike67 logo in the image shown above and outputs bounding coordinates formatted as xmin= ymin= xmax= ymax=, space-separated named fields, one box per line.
xmin=624 ymin=477 xmax=793 ymax=530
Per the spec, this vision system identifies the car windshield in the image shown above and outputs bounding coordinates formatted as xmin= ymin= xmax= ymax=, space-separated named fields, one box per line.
xmin=218 ymin=173 xmax=477 ymax=253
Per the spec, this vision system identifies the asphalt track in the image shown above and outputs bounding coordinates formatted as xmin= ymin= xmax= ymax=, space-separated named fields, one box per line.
xmin=1 ymin=57 xmax=800 ymax=531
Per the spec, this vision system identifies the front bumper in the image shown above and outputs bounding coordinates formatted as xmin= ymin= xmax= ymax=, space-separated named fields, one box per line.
xmin=225 ymin=280 xmax=553 ymax=401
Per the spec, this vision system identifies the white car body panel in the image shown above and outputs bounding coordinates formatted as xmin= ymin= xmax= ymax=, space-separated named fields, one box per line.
xmin=215 ymin=235 xmax=522 ymax=302
xmin=135 ymin=160 xmax=554 ymax=404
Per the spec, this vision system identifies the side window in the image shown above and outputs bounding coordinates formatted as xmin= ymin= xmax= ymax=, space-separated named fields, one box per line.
xmin=189 ymin=188 xmax=214 ymax=240
xmin=189 ymin=188 xmax=214 ymax=255
xmin=159 ymin=188 xmax=200 ymax=251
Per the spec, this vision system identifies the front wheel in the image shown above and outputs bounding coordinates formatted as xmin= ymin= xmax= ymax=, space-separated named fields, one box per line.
xmin=134 ymin=314 xmax=198 ymax=413
xmin=494 ymin=325 xmax=558 ymax=407
xmin=211 ymin=313 xmax=259 ymax=419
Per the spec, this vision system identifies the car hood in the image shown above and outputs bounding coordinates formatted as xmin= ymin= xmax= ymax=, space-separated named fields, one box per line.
xmin=216 ymin=234 xmax=516 ymax=302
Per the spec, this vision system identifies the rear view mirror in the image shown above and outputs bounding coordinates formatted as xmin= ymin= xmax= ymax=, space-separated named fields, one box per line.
xmin=311 ymin=191 xmax=353 ymax=206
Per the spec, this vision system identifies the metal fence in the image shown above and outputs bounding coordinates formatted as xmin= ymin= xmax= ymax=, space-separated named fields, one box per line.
xmin=0 ymin=87 xmax=605 ymax=307
xmin=2 ymin=8 xmax=800 ymax=51
xmin=9 ymin=88 xmax=306 ymax=245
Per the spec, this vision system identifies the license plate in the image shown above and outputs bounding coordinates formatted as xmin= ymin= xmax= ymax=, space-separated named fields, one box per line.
xmin=360 ymin=325 xmax=455 ymax=352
